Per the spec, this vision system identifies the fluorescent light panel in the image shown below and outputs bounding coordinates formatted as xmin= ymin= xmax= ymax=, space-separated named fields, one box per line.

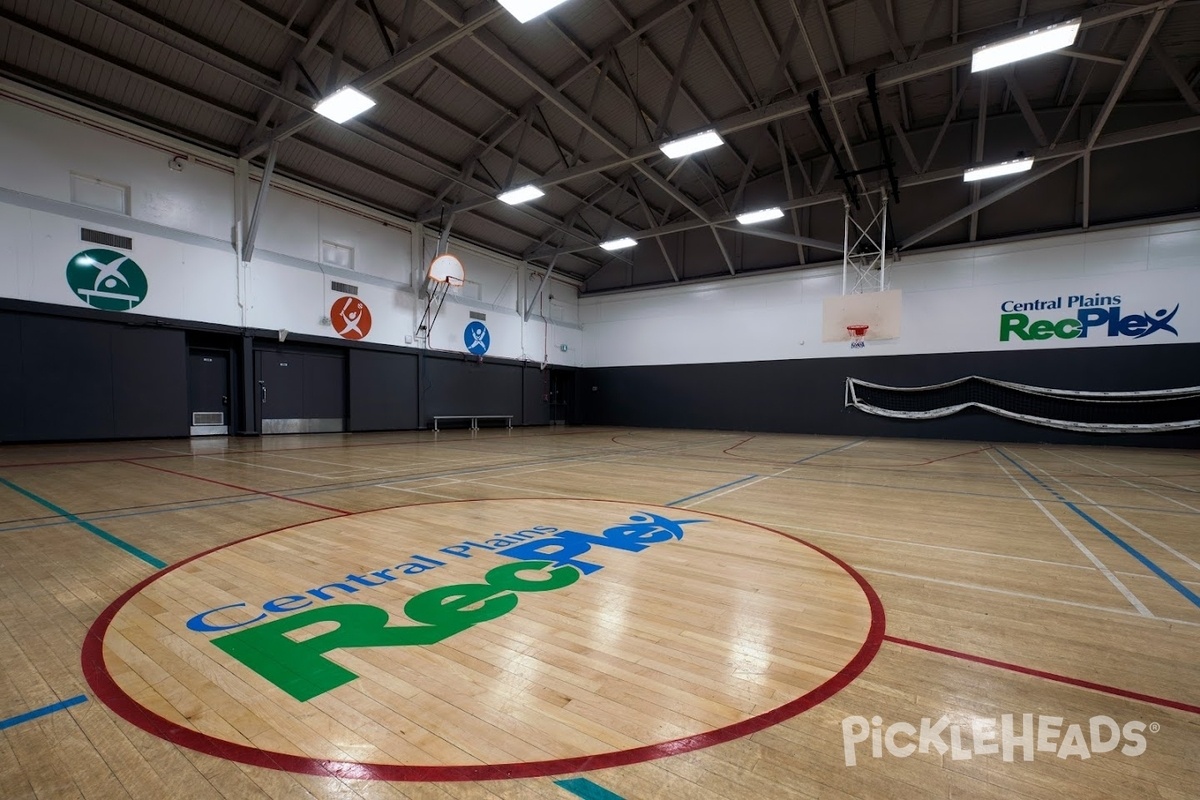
xmin=600 ymin=237 xmax=636 ymax=251
xmin=659 ymin=129 xmax=724 ymax=159
xmin=498 ymin=185 xmax=544 ymax=205
xmin=963 ymin=157 xmax=1035 ymax=182
xmin=314 ymin=87 xmax=376 ymax=123
xmin=971 ymin=18 xmax=1081 ymax=72
xmin=498 ymin=0 xmax=571 ymax=23
xmin=737 ymin=207 xmax=785 ymax=225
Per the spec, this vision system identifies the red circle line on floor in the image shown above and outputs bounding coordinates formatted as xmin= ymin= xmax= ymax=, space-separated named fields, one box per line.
xmin=83 ymin=498 xmax=886 ymax=782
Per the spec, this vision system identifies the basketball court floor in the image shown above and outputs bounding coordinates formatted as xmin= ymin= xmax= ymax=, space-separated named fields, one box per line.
xmin=1 ymin=427 xmax=1197 ymax=799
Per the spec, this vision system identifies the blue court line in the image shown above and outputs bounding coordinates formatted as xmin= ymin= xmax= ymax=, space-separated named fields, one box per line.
xmin=0 ymin=477 xmax=167 ymax=569
xmin=554 ymin=777 xmax=626 ymax=800
xmin=996 ymin=448 xmax=1200 ymax=610
xmin=0 ymin=494 xmax=264 ymax=536
xmin=794 ymin=438 xmax=866 ymax=464
xmin=666 ymin=474 xmax=759 ymax=506
xmin=0 ymin=695 xmax=87 ymax=731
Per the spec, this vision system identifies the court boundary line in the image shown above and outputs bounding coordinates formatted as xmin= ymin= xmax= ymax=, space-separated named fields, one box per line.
xmin=884 ymin=635 xmax=1200 ymax=716
xmin=82 ymin=498 xmax=886 ymax=782
xmin=987 ymin=450 xmax=1151 ymax=616
xmin=666 ymin=475 xmax=760 ymax=506
xmin=0 ymin=694 xmax=88 ymax=730
xmin=1018 ymin=454 xmax=1200 ymax=576
xmin=997 ymin=448 xmax=1200 ymax=610
xmin=124 ymin=460 xmax=351 ymax=516
xmin=0 ymin=477 xmax=166 ymax=569
xmin=555 ymin=777 xmax=626 ymax=800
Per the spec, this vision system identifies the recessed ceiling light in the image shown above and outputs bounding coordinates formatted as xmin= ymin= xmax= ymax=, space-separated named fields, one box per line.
xmin=498 ymin=185 xmax=545 ymax=205
xmin=736 ymin=207 xmax=785 ymax=225
xmin=659 ymin=129 xmax=724 ymax=159
xmin=971 ymin=18 xmax=1081 ymax=72
xmin=498 ymin=0 xmax=571 ymax=23
xmin=600 ymin=237 xmax=637 ymax=251
xmin=313 ymin=87 xmax=376 ymax=123
xmin=963 ymin=157 xmax=1035 ymax=181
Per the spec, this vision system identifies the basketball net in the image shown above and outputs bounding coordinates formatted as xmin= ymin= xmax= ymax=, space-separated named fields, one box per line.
xmin=847 ymin=324 xmax=869 ymax=350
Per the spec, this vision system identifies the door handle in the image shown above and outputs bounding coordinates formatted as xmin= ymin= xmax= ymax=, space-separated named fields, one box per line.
xmin=259 ymin=381 xmax=267 ymax=403
xmin=222 ymin=395 xmax=228 ymax=406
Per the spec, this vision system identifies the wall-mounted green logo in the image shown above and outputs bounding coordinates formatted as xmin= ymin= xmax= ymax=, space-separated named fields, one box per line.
xmin=66 ymin=249 xmax=148 ymax=311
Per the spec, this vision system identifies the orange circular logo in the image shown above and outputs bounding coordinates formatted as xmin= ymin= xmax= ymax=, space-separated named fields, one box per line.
xmin=331 ymin=296 xmax=371 ymax=340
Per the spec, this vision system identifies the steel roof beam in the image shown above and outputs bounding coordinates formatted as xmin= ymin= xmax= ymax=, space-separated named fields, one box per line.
xmin=903 ymin=155 xmax=1083 ymax=250
xmin=531 ymin=112 xmax=1200 ymax=261
xmin=423 ymin=2 xmax=1174 ymax=221
xmin=1149 ymin=37 xmax=1200 ymax=112
xmin=470 ymin=29 xmax=714 ymax=224
xmin=1086 ymin=6 xmax=1171 ymax=150
xmin=241 ymin=2 xmax=506 ymax=158
xmin=1002 ymin=68 xmax=1048 ymax=148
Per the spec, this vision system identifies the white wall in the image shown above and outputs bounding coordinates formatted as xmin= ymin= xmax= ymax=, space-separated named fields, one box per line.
xmin=0 ymin=84 xmax=581 ymax=366
xmin=580 ymin=218 xmax=1200 ymax=367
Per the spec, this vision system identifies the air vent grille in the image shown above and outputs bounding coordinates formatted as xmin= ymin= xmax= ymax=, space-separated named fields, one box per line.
xmin=469 ymin=311 xmax=486 ymax=321
xmin=192 ymin=412 xmax=225 ymax=426
xmin=330 ymin=281 xmax=358 ymax=296
xmin=81 ymin=228 xmax=133 ymax=250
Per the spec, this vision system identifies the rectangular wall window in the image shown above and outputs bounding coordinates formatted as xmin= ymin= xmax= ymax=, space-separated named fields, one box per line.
xmin=70 ymin=173 xmax=130 ymax=215
xmin=321 ymin=240 xmax=355 ymax=270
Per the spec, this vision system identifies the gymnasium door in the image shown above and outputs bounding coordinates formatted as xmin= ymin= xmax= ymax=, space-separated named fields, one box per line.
xmin=255 ymin=350 xmax=347 ymax=434
xmin=548 ymin=368 xmax=575 ymax=425
xmin=187 ymin=349 xmax=230 ymax=435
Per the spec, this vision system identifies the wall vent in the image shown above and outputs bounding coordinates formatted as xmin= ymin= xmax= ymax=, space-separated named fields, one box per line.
xmin=81 ymin=228 xmax=133 ymax=250
xmin=330 ymin=281 xmax=358 ymax=296
xmin=192 ymin=412 xmax=225 ymax=426
xmin=469 ymin=311 xmax=486 ymax=321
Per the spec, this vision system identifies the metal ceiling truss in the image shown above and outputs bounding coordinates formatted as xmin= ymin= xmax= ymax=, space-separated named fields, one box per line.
xmin=3 ymin=0 xmax=1193 ymax=288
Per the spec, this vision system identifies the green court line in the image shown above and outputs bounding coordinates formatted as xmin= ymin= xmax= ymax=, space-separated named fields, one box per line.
xmin=554 ymin=777 xmax=626 ymax=800
xmin=0 ymin=477 xmax=166 ymax=569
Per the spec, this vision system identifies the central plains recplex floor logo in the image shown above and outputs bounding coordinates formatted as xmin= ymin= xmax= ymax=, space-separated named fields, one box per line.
xmin=201 ymin=510 xmax=704 ymax=701
xmin=85 ymin=498 xmax=882 ymax=780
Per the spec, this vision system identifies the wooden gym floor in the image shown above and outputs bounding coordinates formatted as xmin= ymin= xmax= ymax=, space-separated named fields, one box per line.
xmin=0 ymin=427 xmax=1197 ymax=799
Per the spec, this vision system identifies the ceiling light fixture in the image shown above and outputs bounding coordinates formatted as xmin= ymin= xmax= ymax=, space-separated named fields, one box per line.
xmin=314 ymin=87 xmax=376 ymax=123
xmin=659 ymin=129 xmax=724 ymax=159
xmin=736 ymin=207 xmax=785 ymax=225
xmin=498 ymin=184 xmax=544 ymax=205
xmin=599 ymin=237 xmax=637 ymax=251
xmin=497 ymin=0 xmax=571 ymax=23
xmin=971 ymin=18 xmax=1081 ymax=72
xmin=963 ymin=157 xmax=1035 ymax=182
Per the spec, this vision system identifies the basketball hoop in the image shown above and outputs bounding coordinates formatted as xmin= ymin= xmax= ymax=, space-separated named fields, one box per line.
xmin=847 ymin=324 xmax=869 ymax=350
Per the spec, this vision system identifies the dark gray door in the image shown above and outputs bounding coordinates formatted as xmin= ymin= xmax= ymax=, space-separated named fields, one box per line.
xmin=256 ymin=351 xmax=305 ymax=433
xmin=549 ymin=369 xmax=575 ymax=424
xmin=256 ymin=350 xmax=346 ymax=434
xmin=188 ymin=349 xmax=229 ymax=434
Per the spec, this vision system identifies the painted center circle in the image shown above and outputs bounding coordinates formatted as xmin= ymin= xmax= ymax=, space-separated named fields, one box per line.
xmin=85 ymin=499 xmax=882 ymax=781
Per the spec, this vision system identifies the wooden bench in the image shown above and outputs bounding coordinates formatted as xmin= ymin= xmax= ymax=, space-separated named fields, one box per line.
xmin=432 ymin=414 xmax=513 ymax=432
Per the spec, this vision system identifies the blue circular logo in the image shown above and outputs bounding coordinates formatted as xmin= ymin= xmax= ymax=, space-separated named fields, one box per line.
xmin=464 ymin=321 xmax=490 ymax=355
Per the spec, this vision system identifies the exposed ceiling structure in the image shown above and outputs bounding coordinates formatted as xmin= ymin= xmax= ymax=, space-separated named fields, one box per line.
xmin=1 ymin=0 xmax=1197 ymax=292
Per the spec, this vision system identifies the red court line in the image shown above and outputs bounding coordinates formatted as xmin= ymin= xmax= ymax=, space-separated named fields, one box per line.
xmin=721 ymin=435 xmax=756 ymax=456
xmin=884 ymin=635 xmax=1200 ymax=716
xmin=84 ymin=498 xmax=886 ymax=782
xmin=125 ymin=460 xmax=351 ymax=516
